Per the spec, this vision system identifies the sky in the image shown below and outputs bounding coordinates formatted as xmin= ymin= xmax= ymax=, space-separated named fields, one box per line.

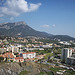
xmin=0 ymin=0 xmax=75 ymax=37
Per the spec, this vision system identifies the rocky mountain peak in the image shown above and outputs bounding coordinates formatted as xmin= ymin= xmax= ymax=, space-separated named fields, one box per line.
xmin=14 ymin=21 xmax=27 ymax=26
xmin=0 ymin=22 xmax=8 ymax=25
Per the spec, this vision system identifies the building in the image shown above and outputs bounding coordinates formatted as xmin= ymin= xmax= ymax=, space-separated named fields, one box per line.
xmin=0 ymin=48 xmax=7 ymax=53
xmin=42 ymin=45 xmax=52 ymax=48
xmin=25 ymin=48 xmax=44 ymax=51
xmin=14 ymin=57 xmax=24 ymax=62
xmin=59 ymin=41 xmax=71 ymax=45
xmin=61 ymin=48 xmax=72 ymax=63
xmin=19 ymin=52 xmax=36 ymax=59
xmin=67 ymin=57 xmax=75 ymax=65
xmin=36 ymin=54 xmax=46 ymax=59
xmin=7 ymin=46 xmax=19 ymax=53
xmin=0 ymin=52 xmax=16 ymax=61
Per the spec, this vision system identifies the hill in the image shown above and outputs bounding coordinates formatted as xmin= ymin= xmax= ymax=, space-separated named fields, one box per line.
xmin=0 ymin=21 xmax=52 ymax=37
xmin=0 ymin=21 xmax=75 ymax=41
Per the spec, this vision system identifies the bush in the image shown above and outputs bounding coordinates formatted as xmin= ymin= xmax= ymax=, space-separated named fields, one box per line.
xmin=10 ymin=60 xmax=13 ymax=62
xmin=0 ymin=57 xmax=4 ymax=62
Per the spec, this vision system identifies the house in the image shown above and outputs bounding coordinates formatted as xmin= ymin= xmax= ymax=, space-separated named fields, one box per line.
xmin=14 ymin=57 xmax=24 ymax=62
xmin=36 ymin=54 xmax=46 ymax=59
xmin=25 ymin=58 xmax=35 ymax=61
xmin=7 ymin=45 xmax=19 ymax=53
xmin=3 ymin=52 xmax=16 ymax=58
xmin=0 ymin=48 xmax=7 ymax=53
xmin=0 ymin=52 xmax=16 ymax=61
xmin=25 ymin=48 xmax=44 ymax=51
xmin=19 ymin=52 xmax=36 ymax=59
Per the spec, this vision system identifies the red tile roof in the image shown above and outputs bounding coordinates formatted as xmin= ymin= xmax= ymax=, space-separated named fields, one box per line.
xmin=0 ymin=55 xmax=5 ymax=57
xmin=36 ymin=55 xmax=46 ymax=57
xmin=0 ymin=52 xmax=14 ymax=58
xmin=15 ymin=57 xmax=24 ymax=59
xmin=22 ymin=52 xmax=36 ymax=54
xmin=26 ymin=58 xmax=35 ymax=61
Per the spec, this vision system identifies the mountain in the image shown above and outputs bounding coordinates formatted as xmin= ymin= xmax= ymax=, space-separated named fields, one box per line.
xmin=0 ymin=21 xmax=52 ymax=37
xmin=0 ymin=21 xmax=75 ymax=41
xmin=50 ymin=35 xmax=75 ymax=41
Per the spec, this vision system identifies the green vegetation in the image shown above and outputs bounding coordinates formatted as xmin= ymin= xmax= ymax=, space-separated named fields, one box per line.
xmin=44 ymin=53 xmax=53 ymax=59
xmin=14 ymin=53 xmax=19 ymax=57
xmin=31 ymin=49 xmax=52 ymax=55
xmin=0 ymin=57 xmax=4 ymax=62
xmin=10 ymin=60 xmax=13 ymax=62
xmin=71 ymin=43 xmax=75 ymax=47
xmin=50 ymin=67 xmax=64 ymax=72
xmin=36 ymin=39 xmax=58 ymax=44
xmin=36 ymin=72 xmax=44 ymax=75
xmin=53 ymin=48 xmax=61 ymax=55
xmin=65 ymin=69 xmax=75 ymax=75
xmin=19 ymin=70 xmax=29 ymax=75
xmin=50 ymin=67 xmax=75 ymax=75
xmin=36 ymin=71 xmax=53 ymax=75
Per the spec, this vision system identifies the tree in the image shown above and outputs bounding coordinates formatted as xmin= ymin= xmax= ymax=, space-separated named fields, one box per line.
xmin=44 ymin=53 xmax=53 ymax=60
xmin=0 ymin=57 xmax=4 ymax=62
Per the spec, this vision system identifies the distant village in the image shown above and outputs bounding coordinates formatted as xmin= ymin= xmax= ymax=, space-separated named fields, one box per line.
xmin=0 ymin=36 xmax=75 ymax=66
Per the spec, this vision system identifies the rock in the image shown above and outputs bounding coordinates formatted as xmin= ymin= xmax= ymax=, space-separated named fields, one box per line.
xmin=0 ymin=62 xmax=54 ymax=75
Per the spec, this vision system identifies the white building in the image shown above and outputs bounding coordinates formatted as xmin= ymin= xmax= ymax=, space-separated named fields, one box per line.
xmin=19 ymin=52 xmax=36 ymax=59
xmin=59 ymin=41 xmax=71 ymax=45
xmin=61 ymin=48 xmax=72 ymax=63
xmin=7 ymin=46 xmax=19 ymax=53
xmin=42 ymin=45 xmax=52 ymax=48
xmin=25 ymin=48 xmax=44 ymax=51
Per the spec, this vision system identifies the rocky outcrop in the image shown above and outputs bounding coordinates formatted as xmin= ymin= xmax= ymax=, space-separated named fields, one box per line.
xmin=0 ymin=63 xmax=22 ymax=75
xmin=0 ymin=62 xmax=54 ymax=75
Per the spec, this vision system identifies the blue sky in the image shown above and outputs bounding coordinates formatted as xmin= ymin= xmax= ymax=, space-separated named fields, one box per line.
xmin=0 ymin=0 xmax=75 ymax=37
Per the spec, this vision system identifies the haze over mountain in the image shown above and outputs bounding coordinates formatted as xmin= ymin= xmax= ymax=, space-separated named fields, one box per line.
xmin=0 ymin=21 xmax=75 ymax=41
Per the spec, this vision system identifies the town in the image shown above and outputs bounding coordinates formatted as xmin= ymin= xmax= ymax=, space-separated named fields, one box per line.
xmin=0 ymin=36 xmax=75 ymax=75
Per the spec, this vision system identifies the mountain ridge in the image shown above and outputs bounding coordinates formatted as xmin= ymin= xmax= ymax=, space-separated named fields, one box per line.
xmin=0 ymin=21 xmax=75 ymax=41
xmin=0 ymin=21 xmax=52 ymax=37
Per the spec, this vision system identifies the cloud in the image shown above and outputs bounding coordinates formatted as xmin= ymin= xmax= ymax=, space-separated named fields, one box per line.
xmin=10 ymin=17 xmax=14 ymax=20
xmin=0 ymin=0 xmax=41 ymax=17
xmin=28 ymin=3 xmax=41 ymax=12
xmin=41 ymin=25 xmax=50 ymax=28
xmin=52 ymin=24 xmax=56 ymax=27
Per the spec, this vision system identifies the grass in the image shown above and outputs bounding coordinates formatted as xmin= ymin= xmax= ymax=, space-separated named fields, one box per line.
xmin=64 ymin=70 xmax=75 ymax=75
xmin=36 ymin=72 xmax=45 ymax=75
xmin=36 ymin=72 xmax=53 ymax=75
xmin=19 ymin=70 xmax=29 ymax=75
xmin=50 ymin=67 xmax=75 ymax=75
xmin=50 ymin=67 xmax=64 ymax=72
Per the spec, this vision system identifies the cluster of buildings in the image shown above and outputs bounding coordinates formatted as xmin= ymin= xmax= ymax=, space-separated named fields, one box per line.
xmin=0 ymin=51 xmax=46 ymax=62
xmin=59 ymin=41 xmax=71 ymax=45
xmin=0 ymin=52 xmax=36 ymax=62
xmin=0 ymin=36 xmax=75 ymax=66
xmin=0 ymin=46 xmax=43 ymax=62
xmin=61 ymin=48 xmax=75 ymax=65
xmin=0 ymin=36 xmax=54 ymax=54
xmin=15 ymin=52 xmax=36 ymax=62
xmin=0 ymin=44 xmax=23 ymax=54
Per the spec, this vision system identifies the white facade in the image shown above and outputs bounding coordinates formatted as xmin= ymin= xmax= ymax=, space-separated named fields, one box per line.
xmin=7 ymin=46 xmax=19 ymax=53
xmin=59 ymin=41 xmax=71 ymax=45
xmin=61 ymin=48 xmax=72 ymax=62
xmin=21 ymin=52 xmax=36 ymax=59
xmin=42 ymin=45 xmax=52 ymax=48
xmin=25 ymin=48 xmax=44 ymax=51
